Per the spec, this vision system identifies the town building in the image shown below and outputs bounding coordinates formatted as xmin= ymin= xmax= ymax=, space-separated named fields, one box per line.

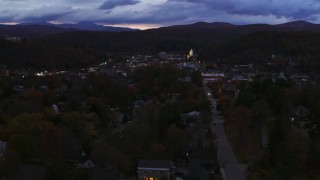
xmin=138 ymin=159 xmax=172 ymax=180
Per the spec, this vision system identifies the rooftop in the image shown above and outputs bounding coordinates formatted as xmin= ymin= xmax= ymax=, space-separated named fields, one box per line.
xmin=0 ymin=140 xmax=7 ymax=157
xmin=14 ymin=165 xmax=47 ymax=180
xmin=138 ymin=159 xmax=172 ymax=170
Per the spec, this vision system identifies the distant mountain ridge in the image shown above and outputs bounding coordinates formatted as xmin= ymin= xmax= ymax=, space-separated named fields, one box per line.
xmin=0 ymin=22 xmax=138 ymax=38
xmin=171 ymin=22 xmax=236 ymax=29
xmin=164 ymin=20 xmax=320 ymax=32
xmin=61 ymin=22 xmax=137 ymax=32
xmin=277 ymin=20 xmax=316 ymax=28
xmin=1 ymin=20 xmax=320 ymax=39
xmin=20 ymin=22 xmax=138 ymax=32
xmin=0 ymin=24 xmax=71 ymax=38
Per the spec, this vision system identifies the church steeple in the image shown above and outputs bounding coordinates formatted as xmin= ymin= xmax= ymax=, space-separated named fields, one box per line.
xmin=187 ymin=49 xmax=194 ymax=60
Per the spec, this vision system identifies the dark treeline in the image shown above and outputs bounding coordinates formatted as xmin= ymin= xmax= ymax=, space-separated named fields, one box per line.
xmin=2 ymin=28 xmax=320 ymax=71
xmin=201 ymin=31 xmax=320 ymax=65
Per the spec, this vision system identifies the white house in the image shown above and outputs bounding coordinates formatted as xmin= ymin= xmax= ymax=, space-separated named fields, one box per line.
xmin=138 ymin=160 xmax=172 ymax=180
xmin=78 ymin=152 xmax=95 ymax=169
xmin=0 ymin=140 xmax=7 ymax=158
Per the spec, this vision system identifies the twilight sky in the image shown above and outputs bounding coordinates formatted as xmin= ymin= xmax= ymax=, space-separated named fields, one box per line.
xmin=1 ymin=0 xmax=320 ymax=29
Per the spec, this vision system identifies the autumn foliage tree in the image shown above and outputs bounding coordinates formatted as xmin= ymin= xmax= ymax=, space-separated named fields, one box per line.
xmin=227 ymin=106 xmax=252 ymax=150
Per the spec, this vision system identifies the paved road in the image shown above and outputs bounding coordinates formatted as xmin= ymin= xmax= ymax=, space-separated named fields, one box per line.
xmin=203 ymin=83 xmax=244 ymax=180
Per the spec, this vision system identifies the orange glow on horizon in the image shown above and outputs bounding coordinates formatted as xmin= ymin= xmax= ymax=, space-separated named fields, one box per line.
xmin=47 ymin=21 xmax=77 ymax=25
xmin=103 ymin=23 xmax=161 ymax=30
xmin=0 ymin=22 xmax=18 ymax=25
xmin=0 ymin=21 xmax=162 ymax=30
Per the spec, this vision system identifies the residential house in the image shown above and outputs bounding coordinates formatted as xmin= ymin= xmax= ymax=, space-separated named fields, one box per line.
xmin=5 ymin=36 xmax=21 ymax=42
xmin=78 ymin=158 xmax=95 ymax=169
xmin=235 ymin=64 xmax=254 ymax=73
xmin=0 ymin=65 xmax=8 ymax=76
xmin=176 ymin=169 xmax=210 ymax=180
xmin=202 ymin=71 xmax=224 ymax=83
xmin=78 ymin=152 xmax=95 ymax=169
xmin=14 ymin=165 xmax=47 ymax=180
xmin=177 ymin=63 xmax=197 ymax=70
xmin=188 ymin=147 xmax=215 ymax=170
xmin=178 ymin=76 xmax=192 ymax=83
xmin=54 ymin=83 xmax=69 ymax=95
xmin=291 ymin=74 xmax=309 ymax=85
xmin=232 ymin=74 xmax=247 ymax=81
xmin=291 ymin=106 xmax=311 ymax=126
xmin=273 ymin=72 xmax=288 ymax=83
xmin=175 ymin=155 xmax=213 ymax=180
xmin=138 ymin=159 xmax=172 ymax=180
xmin=0 ymin=140 xmax=7 ymax=158
xmin=221 ymin=83 xmax=237 ymax=96
xmin=39 ymin=85 xmax=49 ymax=92
xmin=158 ymin=52 xmax=174 ymax=60
xmin=133 ymin=99 xmax=144 ymax=115
xmin=278 ymin=72 xmax=288 ymax=81
xmin=181 ymin=111 xmax=200 ymax=123
xmin=187 ymin=145 xmax=217 ymax=180
xmin=57 ymin=101 xmax=70 ymax=113
xmin=12 ymin=85 xmax=24 ymax=93
xmin=100 ymin=68 xmax=118 ymax=77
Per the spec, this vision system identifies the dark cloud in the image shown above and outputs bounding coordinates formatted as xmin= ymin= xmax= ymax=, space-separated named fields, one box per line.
xmin=17 ymin=5 xmax=75 ymax=22
xmin=21 ymin=12 xmax=73 ymax=22
xmin=1 ymin=0 xmax=320 ymax=27
xmin=0 ymin=10 xmax=15 ymax=22
xmin=169 ymin=0 xmax=320 ymax=19
xmin=96 ymin=1 xmax=201 ymax=24
xmin=99 ymin=0 xmax=140 ymax=10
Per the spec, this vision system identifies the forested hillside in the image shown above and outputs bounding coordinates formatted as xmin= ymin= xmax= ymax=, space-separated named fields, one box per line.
xmin=2 ymin=21 xmax=320 ymax=69
xmin=200 ymin=31 xmax=320 ymax=72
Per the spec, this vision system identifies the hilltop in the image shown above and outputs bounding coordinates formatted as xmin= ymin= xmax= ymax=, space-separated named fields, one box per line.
xmin=1 ymin=20 xmax=320 ymax=68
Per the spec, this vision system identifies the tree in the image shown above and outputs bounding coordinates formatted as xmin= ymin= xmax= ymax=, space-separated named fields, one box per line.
xmin=227 ymin=106 xmax=252 ymax=147
xmin=60 ymin=112 xmax=97 ymax=140
xmin=0 ymin=114 xmax=6 ymax=125
xmin=217 ymin=95 xmax=232 ymax=117
xmin=236 ymin=90 xmax=253 ymax=108
xmin=251 ymin=100 xmax=271 ymax=126
xmin=164 ymin=124 xmax=187 ymax=158
xmin=87 ymin=97 xmax=109 ymax=125
xmin=8 ymin=133 xmax=37 ymax=161
xmin=191 ymin=70 xmax=202 ymax=86
xmin=91 ymin=142 xmax=110 ymax=168
xmin=306 ymin=101 xmax=320 ymax=173
xmin=0 ymin=150 xmax=21 ymax=178
xmin=46 ymin=75 xmax=62 ymax=90
xmin=81 ymin=137 xmax=94 ymax=155
xmin=147 ymin=143 xmax=167 ymax=159
xmin=38 ymin=126 xmax=81 ymax=162
xmin=55 ymin=127 xmax=81 ymax=161
xmin=7 ymin=113 xmax=52 ymax=136
xmin=92 ymin=142 xmax=131 ymax=173
xmin=265 ymin=85 xmax=287 ymax=116
xmin=158 ymin=103 xmax=182 ymax=134
xmin=251 ymin=100 xmax=271 ymax=148
xmin=45 ymin=160 xmax=72 ymax=180
xmin=267 ymin=117 xmax=288 ymax=166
